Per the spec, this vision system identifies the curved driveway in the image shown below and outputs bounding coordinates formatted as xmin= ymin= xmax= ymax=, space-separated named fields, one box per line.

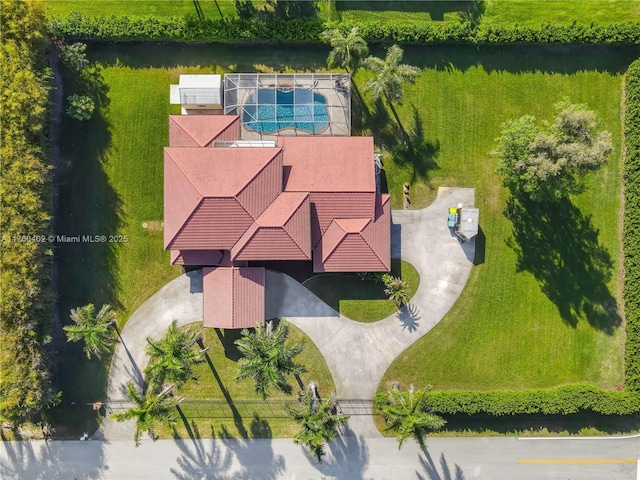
xmin=96 ymin=187 xmax=476 ymax=440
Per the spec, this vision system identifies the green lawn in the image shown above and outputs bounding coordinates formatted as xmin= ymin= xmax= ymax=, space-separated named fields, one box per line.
xmin=483 ymin=0 xmax=640 ymax=26
xmin=155 ymin=321 xmax=335 ymax=439
xmin=302 ymin=259 xmax=420 ymax=322
xmin=373 ymin=46 xmax=628 ymax=392
xmin=44 ymin=0 xmax=238 ymax=18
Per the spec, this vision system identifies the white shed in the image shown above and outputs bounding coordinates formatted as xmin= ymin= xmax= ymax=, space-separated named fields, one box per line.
xmin=170 ymin=74 xmax=223 ymax=113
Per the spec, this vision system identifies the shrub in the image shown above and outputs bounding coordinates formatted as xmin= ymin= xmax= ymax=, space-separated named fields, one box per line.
xmin=373 ymin=385 xmax=640 ymax=417
xmin=47 ymin=14 xmax=640 ymax=45
xmin=66 ymin=94 xmax=95 ymax=121
xmin=624 ymin=58 xmax=640 ymax=392
xmin=60 ymin=41 xmax=89 ymax=71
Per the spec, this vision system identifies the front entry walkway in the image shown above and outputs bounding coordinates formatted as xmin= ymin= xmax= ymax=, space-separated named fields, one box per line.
xmin=96 ymin=188 xmax=476 ymax=440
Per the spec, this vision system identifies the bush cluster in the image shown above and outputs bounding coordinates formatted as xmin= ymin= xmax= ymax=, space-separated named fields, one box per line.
xmin=0 ymin=0 xmax=56 ymax=422
xmin=49 ymin=13 xmax=324 ymax=43
xmin=624 ymin=58 xmax=640 ymax=393
xmin=381 ymin=385 xmax=640 ymax=416
xmin=48 ymin=14 xmax=640 ymax=45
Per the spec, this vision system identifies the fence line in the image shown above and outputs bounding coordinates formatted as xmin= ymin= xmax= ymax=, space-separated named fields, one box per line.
xmin=105 ymin=399 xmax=377 ymax=418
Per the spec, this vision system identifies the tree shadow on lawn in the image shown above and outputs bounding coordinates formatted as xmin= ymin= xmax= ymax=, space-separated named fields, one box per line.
xmin=353 ymin=82 xmax=440 ymax=186
xmin=51 ymin=98 xmax=124 ymax=436
xmin=88 ymin=41 xmax=328 ymax=72
xmin=303 ymin=259 xmax=407 ymax=312
xmin=504 ymin=196 xmax=621 ymax=333
xmin=399 ymin=44 xmax=640 ymax=75
xmin=198 ymin=338 xmax=249 ymax=439
xmin=336 ymin=0 xmax=477 ymax=21
xmin=390 ymin=105 xmax=440 ymax=184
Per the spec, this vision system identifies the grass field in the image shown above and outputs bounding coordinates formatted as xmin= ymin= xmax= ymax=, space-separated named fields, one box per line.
xmin=44 ymin=0 xmax=237 ymax=18
xmin=371 ymin=46 xmax=629 ymax=391
xmin=154 ymin=321 xmax=336 ymax=439
xmin=303 ymin=259 xmax=420 ymax=322
xmin=483 ymin=0 xmax=640 ymax=26
xmin=44 ymin=0 xmax=640 ymax=26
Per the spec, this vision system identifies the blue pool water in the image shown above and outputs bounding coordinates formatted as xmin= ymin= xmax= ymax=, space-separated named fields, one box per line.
xmin=242 ymin=89 xmax=329 ymax=134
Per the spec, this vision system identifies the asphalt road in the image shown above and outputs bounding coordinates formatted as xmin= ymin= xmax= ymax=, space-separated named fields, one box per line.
xmin=2 ymin=434 xmax=639 ymax=479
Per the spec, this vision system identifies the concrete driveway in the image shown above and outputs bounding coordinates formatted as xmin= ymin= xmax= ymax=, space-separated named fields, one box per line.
xmin=97 ymin=187 xmax=476 ymax=440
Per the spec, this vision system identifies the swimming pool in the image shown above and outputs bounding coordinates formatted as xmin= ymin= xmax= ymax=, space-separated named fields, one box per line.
xmin=242 ymin=88 xmax=329 ymax=134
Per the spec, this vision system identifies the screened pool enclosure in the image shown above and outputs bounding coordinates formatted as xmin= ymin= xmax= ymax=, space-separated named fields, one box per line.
xmin=224 ymin=73 xmax=351 ymax=139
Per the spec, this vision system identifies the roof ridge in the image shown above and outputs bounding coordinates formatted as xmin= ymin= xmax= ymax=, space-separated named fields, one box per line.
xmin=321 ymin=220 xmax=348 ymax=262
xmin=236 ymin=149 xmax=283 ymax=219
xmin=171 ymin=116 xmax=205 ymax=147
xmin=359 ymin=195 xmax=391 ymax=268
xmin=166 ymin=197 xmax=205 ymax=249
xmin=166 ymin=148 xmax=205 ymax=197
xmin=280 ymin=194 xmax=309 ymax=256
xmin=230 ymin=222 xmax=259 ymax=260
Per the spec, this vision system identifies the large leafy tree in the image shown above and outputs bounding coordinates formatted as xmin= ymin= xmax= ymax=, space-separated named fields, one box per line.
xmin=63 ymin=303 xmax=116 ymax=360
xmin=235 ymin=320 xmax=306 ymax=400
xmin=321 ymin=27 xmax=368 ymax=72
xmin=111 ymin=381 xmax=183 ymax=446
xmin=285 ymin=387 xmax=349 ymax=462
xmin=495 ymin=99 xmax=613 ymax=202
xmin=144 ymin=320 xmax=206 ymax=388
xmin=362 ymin=44 xmax=419 ymax=104
xmin=375 ymin=384 xmax=446 ymax=450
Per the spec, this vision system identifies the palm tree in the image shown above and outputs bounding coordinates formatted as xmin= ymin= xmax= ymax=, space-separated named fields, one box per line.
xmin=321 ymin=27 xmax=368 ymax=72
xmin=63 ymin=303 xmax=116 ymax=359
xmin=375 ymin=384 xmax=446 ymax=450
xmin=382 ymin=275 xmax=411 ymax=308
xmin=362 ymin=44 xmax=419 ymax=105
xmin=235 ymin=320 xmax=306 ymax=400
xmin=285 ymin=386 xmax=350 ymax=462
xmin=144 ymin=320 xmax=206 ymax=388
xmin=111 ymin=381 xmax=183 ymax=446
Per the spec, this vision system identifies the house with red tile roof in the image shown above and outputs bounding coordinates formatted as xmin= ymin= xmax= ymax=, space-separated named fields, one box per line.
xmin=164 ymin=114 xmax=391 ymax=329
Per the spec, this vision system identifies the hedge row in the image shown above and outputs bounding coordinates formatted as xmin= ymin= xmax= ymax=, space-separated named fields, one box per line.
xmin=48 ymin=13 xmax=324 ymax=43
xmin=624 ymin=58 xmax=640 ymax=393
xmin=48 ymin=14 xmax=640 ymax=45
xmin=374 ymin=385 xmax=640 ymax=417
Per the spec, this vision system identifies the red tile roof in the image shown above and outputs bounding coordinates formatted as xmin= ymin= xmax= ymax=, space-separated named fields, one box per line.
xmin=281 ymin=136 xmax=376 ymax=193
xmin=164 ymin=147 xmax=282 ymax=249
xmin=202 ymin=266 xmax=265 ymax=329
xmin=169 ymin=115 xmax=240 ymax=147
xmin=170 ymin=249 xmax=224 ymax=266
xmin=309 ymin=192 xmax=375 ymax=246
xmin=313 ymin=194 xmax=391 ymax=272
xmin=231 ymin=192 xmax=311 ymax=261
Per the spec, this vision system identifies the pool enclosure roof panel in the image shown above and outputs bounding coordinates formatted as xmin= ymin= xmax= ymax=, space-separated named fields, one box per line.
xmin=223 ymin=73 xmax=351 ymax=138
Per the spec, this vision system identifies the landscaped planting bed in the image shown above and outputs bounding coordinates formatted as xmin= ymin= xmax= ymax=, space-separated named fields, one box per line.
xmin=155 ymin=321 xmax=335 ymax=439
xmin=303 ymin=259 xmax=420 ymax=322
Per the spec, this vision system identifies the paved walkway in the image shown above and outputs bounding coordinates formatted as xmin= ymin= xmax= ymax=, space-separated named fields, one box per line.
xmin=96 ymin=188 xmax=476 ymax=440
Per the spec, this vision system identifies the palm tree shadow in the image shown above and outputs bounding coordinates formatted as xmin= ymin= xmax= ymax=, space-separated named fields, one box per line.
xmin=391 ymin=105 xmax=440 ymax=183
xmin=504 ymin=196 xmax=621 ymax=333
xmin=310 ymin=424 xmax=372 ymax=479
xmin=197 ymin=338 xmax=248 ymax=438
xmin=397 ymin=303 xmax=421 ymax=332
xmin=417 ymin=450 xmax=465 ymax=480
xmin=170 ymin=432 xmax=235 ymax=480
